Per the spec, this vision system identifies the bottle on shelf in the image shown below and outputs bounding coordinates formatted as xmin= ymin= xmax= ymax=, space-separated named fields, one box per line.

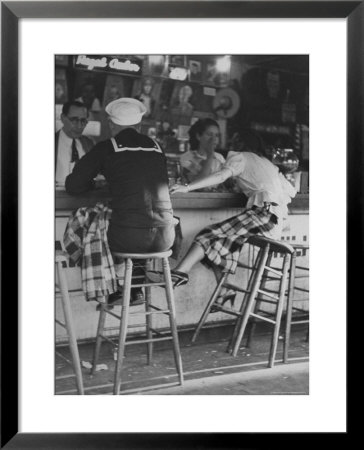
xmin=271 ymin=148 xmax=299 ymax=173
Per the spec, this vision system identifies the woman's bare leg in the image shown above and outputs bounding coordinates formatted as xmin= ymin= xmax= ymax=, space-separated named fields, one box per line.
xmin=211 ymin=265 xmax=223 ymax=283
xmin=174 ymin=242 xmax=205 ymax=274
xmin=210 ymin=261 xmax=236 ymax=305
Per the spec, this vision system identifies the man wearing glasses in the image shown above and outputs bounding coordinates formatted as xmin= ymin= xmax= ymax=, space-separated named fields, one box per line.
xmin=55 ymin=100 xmax=94 ymax=186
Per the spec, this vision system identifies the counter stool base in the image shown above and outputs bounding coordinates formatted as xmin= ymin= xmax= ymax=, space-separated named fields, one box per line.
xmin=92 ymin=250 xmax=184 ymax=395
xmin=192 ymin=235 xmax=296 ymax=368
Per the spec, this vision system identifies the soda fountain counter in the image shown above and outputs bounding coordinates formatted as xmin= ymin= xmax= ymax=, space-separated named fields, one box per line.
xmin=55 ymin=189 xmax=309 ymax=343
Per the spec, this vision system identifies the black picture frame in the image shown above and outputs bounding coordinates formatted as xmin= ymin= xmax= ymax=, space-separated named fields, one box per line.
xmin=1 ymin=1 xmax=360 ymax=447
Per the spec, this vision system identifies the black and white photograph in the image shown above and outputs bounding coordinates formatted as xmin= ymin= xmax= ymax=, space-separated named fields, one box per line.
xmin=3 ymin=0 xmax=357 ymax=442
xmin=55 ymin=54 xmax=309 ymax=396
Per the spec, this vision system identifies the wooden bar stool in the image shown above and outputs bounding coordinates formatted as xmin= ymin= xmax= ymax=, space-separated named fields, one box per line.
xmin=92 ymin=250 xmax=184 ymax=395
xmin=191 ymin=235 xmax=295 ymax=368
xmin=55 ymin=251 xmax=84 ymax=395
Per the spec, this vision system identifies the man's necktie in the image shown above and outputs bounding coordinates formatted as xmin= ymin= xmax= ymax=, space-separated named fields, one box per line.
xmin=71 ymin=139 xmax=79 ymax=163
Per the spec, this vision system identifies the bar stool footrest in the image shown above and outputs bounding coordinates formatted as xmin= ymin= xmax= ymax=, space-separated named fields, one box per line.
xmin=98 ymin=334 xmax=118 ymax=346
xmin=222 ymin=281 xmax=249 ymax=294
xmin=292 ymin=306 xmax=309 ymax=313
xmin=149 ymin=327 xmax=165 ymax=336
xmin=119 ymin=282 xmax=166 ymax=288
xmin=249 ymin=312 xmax=276 ymax=325
xmin=261 ymin=275 xmax=281 ymax=282
xmin=148 ymin=304 xmax=171 ymax=316
xmin=255 ymin=297 xmax=279 ymax=306
xmin=55 ymin=349 xmax=72 ymax=365
xmin=211 ymin=304 xmax=242 ymax=317
xmin=55 ymin=319 xmax=66 ymax=329
xmin=290 ymin=319 xmax=309 ymax=325
xmin=125 ymin=336 xmax=173 ymax=346
xmin=294 ymin=286 xmax=309 ymax=293
xmin=296 ymin=266 xmax=309 ymax=271
xmin=257 ymin=288 xmax=279 ymax=300
xmin=264 ymin=265 xmax=283 ymax=277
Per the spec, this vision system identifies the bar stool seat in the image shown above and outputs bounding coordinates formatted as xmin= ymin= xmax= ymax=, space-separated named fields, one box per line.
xmin=192 ymin=235 xmax=295 ymax=368
xmin=92 ymin=250 xmax=184 ymax=395
xmin=55 ymin=250 xmax=84 ymax=394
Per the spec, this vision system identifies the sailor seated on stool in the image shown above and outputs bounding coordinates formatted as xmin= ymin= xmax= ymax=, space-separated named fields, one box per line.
xmin=65 ymin=98 xmax=177 ymax=305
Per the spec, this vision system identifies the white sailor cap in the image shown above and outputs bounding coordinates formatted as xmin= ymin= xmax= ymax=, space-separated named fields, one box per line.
xmin=105 ymin=98 xmax=147 ymax=126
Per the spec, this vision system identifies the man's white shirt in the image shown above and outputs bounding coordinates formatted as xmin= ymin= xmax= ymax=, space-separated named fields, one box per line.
xmin=56 ymin=129 xmax=86 ymax=185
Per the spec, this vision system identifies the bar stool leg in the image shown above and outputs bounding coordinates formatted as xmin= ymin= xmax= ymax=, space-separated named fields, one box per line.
xmin=56 ymin=261 xmax=84 ymax=395
xmin=231 ymin=244 xmax=270 ymax=357
xmin=162 ymin=257 xmax=184 ymax=385
xmin=246 ymin=253 xmax=273 ymax=348
xmin=91 ymin=302 xmax=108 ymax=376
xmin=227 ymin=247 xmax=263 ymax=354
xmin=191 ymin=273 xmax=228 ymax=345
xmin=145 ymin=258 xmax=153 ymax=365
xmin=283 ymin=252 xmax=296 ymax=363
xmin=268 ymin=253 xmax=291 ymax=368
xmin=113 ymin=258 xmax=133 ymax=395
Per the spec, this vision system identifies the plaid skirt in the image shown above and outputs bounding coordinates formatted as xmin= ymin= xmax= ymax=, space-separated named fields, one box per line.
xmin=194 ymin=206 xmax=278 ymax=274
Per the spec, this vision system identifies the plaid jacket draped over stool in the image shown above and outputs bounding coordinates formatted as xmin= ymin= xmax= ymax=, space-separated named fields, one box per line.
xmin=63 ymin=202 xmax=118 ymax=302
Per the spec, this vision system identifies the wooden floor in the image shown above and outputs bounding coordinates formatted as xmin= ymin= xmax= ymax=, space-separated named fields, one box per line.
xmin=55 ymin=324 xmax=309 ymax=395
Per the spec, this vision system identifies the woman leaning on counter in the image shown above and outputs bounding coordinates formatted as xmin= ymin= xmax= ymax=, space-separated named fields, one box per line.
xmin=161 ymin=130 xmax=297 ymax=288
xmin=180 ymin=118 xmax=227 ymax=192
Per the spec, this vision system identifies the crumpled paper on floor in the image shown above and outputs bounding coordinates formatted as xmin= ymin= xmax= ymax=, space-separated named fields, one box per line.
xmin=81 ymin=361 xmax=108 ymax=371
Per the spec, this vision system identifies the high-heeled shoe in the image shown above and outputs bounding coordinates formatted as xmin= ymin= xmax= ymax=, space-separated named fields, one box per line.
xmin=171 ymin=270 xmax=189 ymax=287
xmin=216 ymin=290 xmax=236 ymax=307
xmin=210 ymin=292 xmax=236 ymax=313
xmin=96 ymin=289 xmax=144 ymax=311
xmin=147 ymin=269 xmax=189 ymax=288
xmin=221 ymin=292 xmax=236 ymax=307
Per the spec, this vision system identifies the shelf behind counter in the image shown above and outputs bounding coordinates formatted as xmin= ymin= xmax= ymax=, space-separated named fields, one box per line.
xmin=55 ymin=189 xmax=308 ymax=214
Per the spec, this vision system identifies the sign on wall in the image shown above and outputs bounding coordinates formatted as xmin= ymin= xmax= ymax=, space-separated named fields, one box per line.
xmin=74 ymin=55 xmax=143 ymax=75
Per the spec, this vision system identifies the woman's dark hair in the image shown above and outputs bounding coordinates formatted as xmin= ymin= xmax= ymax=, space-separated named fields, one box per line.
xmin=231 ymin=129 xmax=268 ymax=158
xmin=188 ymin=118 xmax=220 ymax=150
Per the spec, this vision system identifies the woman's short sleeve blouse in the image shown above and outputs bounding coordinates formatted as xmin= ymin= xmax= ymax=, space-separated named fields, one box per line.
xmin=223 ymin=152 xmax=246 ymax=177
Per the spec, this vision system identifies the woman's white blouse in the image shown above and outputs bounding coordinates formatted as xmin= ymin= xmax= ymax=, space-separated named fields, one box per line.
xmin=224 ymin=151 xmax=297 ymax=220
xmin=180 ymin=150 xmax=225 ymax=178
xmin=180 ymin=151 xmax=226 ymax=191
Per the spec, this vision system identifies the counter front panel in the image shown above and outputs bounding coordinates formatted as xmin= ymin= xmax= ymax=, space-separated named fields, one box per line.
xmin=55 ymin=191 xmax=309 ymax=343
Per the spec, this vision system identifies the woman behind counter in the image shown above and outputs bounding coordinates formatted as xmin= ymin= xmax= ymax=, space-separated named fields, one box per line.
xmin=180 ymin=118 xmax=227 ymax=192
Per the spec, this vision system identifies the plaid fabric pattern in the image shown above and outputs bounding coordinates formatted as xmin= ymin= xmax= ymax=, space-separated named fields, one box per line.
xmin=194 ymin=206 xmax=278 ymax=274
xmin=63 ymin=203 xmax=117 ymax=302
